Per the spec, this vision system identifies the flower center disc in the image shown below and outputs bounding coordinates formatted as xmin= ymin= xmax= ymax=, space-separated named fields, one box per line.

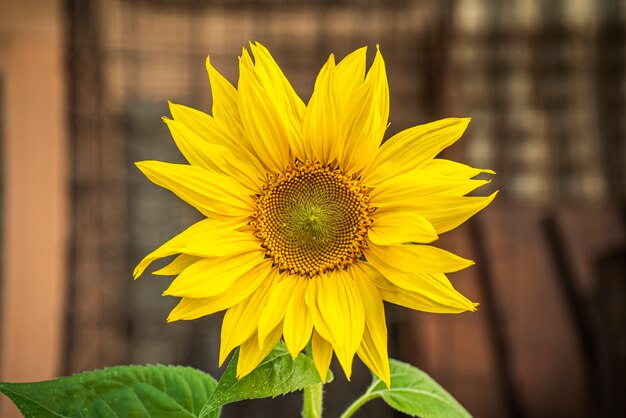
xmin=253 ymin=161 xmax=373 ymax=277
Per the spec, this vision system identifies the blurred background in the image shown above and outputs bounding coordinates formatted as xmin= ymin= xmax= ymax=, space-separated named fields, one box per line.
xmin=1 ymin=0 xmax=625 ymax=417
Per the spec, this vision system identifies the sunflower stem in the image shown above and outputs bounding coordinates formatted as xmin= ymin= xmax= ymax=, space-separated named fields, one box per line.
xmin=302 ymin=343 xmax=323 ymax=418
xmin=338 ymin=380 xmax=381 ymax=418
xmin=302 ymin=382 xmax=323 ymax=418
xmin=338 ymin=392 xmax=380 ymax=418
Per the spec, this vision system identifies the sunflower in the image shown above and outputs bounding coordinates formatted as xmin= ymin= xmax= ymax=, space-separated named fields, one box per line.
xmin=133 ymin=43 xmax=496 ymax=387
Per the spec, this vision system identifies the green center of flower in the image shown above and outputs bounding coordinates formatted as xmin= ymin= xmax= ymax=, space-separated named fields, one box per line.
xmin=252 ymin=161 xmax=373 ymax=277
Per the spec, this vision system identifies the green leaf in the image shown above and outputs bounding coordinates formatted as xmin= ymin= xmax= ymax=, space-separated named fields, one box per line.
xmin=367 ymin=359 xmax=471 ymax=418
xmin=0 ymin=364 xmax=220 ymax=418
xmin=200 ymin=343 xmax=332 ymax=417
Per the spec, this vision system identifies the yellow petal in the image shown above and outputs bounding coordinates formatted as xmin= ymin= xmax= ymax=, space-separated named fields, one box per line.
xmin=377 ymin=273 xmax=478 ymax=313
xmin=163 ymin=250 xmax=265 ymax=298
xmin=369 ymin=169 xmax=490 ymax=207
xmin=316 ymin=269 xmax=365 ymax=380
xmin=169 ymin=100 xmax=267 ymax=177
xmin=369 ymin=210 xmax=438 ymax=245
xmin=352 ymin=271 xmax=387 ymax=349
xmin=312 ymin=330 xmax=333 ymax=383
xmin=303 ymin=54 xmax=338 ymax=164
xmin=357 ymin=327 xmax=391 ymax=388
xmin=163 ymin=118 xmax=263 ymax=192
xmin=351 ymin=267 xmax=390 ymax=387
xmin=365 ymin=242 xmax=474 ymax=274
xmin=152 ymin=254 xmax=201 ymax=276
xmin=335 ymin=47 xmax=367 ymax=110
xmin=338 ymin=46 xmax=388 ymax=174
xmin=133 ymin=218 xmax=247 ymax=278
xmin=283 ymin=277 xmax=313 ymax=359
xmin=369 ymin=46 xmax=389 ymax=134
xmin=237 ymin=326 xmax=283 ymax=378
xmin=362 ymin=118 xmax=471 ymax=185
xmin=166 ymin=259 xmax=273 ymax=322
xmin=219 ymin=268 xmax=280 ymax=365
xmin=168 ymin=101 xmax=238 ymax=151
xmin=257 ymin=273 xmax=299 ymax=346
xmin=167 ymin=297 xmax=219 ymax=322
xmin=424 ymin=158 xmax=495 ymax=178
xmin=135 ymin=161 xmax=254 ymax=220
xmin=238 ymin=48 xmax=294 ymax=173
xmin=305 ymin=274 xmax=334 ymax=343
xmin=205 ymin=56 xmax=246 ymax=142
xmin=249 ymin=42 xmax=306 ymax=161
xmin=404 ymin=192 xmax=498 ymax=234
xmin=182 ymin=233 xmax=260 ymax=258
xmin=355 ymin=259 xmax=476 ymax=313
xmin=380 ymin=287 xmax=476 ymax=313
xmin=330 ymin=47 xmax=367 ymax=162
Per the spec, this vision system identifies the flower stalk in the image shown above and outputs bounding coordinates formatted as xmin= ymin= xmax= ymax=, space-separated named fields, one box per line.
xmin=339 ymin=393 xmax=378 ymax=418
xmin=302 ymin=382 xmax=323 ymax=418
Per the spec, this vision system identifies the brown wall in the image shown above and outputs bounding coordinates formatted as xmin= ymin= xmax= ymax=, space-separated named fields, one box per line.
xmin=0 ymin=1 xmax=66 ymax=417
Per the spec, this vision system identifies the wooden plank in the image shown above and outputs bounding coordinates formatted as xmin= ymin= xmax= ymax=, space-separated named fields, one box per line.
xmin=549 ymin=204 xmax=626 ymax=417
xmin=405 ymin=201 xmax=591 ymax=417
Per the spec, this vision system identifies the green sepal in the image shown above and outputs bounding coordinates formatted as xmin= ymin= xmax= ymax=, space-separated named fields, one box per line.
xmin=0 ymin=364 xmax=219 ymax=418
xmin=200 ymin=342 xmax=332 ymax=417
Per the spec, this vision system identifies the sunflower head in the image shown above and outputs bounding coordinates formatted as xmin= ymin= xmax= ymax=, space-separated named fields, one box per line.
xmin=134 ymin=42 xmax=496 ymax=388
xmin=253 ymin=160 xmax=372 ymax=277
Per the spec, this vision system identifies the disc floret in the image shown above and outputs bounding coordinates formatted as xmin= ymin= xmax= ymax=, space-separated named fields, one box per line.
xmin=253 ymin=161 xmax=373 ymax=276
